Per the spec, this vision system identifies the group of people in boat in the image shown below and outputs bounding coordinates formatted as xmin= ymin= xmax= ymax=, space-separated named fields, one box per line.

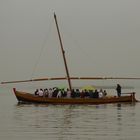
xmin=34 ymin=87 xmax=107 ymax=99
xmin=34 ymin=84 xmax=122 ymax=98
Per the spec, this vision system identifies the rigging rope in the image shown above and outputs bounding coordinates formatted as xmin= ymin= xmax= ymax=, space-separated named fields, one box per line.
xmin=30 ymin=17 xmax=54 ymax=79
xmin=62 ymin=28 xmax=99 ymax=75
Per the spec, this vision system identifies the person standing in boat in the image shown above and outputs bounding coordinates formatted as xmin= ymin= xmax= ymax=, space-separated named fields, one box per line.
xmin=116 ymin=84 xmax=122 ymax=97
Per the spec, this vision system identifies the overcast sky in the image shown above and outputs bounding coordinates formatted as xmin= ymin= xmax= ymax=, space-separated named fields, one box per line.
xmin=0 ymin=0 xmax=140 ymax=87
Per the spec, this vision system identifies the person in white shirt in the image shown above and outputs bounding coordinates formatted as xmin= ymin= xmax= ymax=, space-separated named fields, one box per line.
xmin=43 ymin=88 xmax=49 ymax=97
xmin=48 ymin=88 xmax=53 ymax=98
xmin=38 ymin=89 xmax=44 ymax=97
xmin=99 ymin=89 xmax=103 ymax=98
xmin=57 ymin=90 xmax=62 ymax=98
xmin=67 ymin=89 xmax=71 ymax=98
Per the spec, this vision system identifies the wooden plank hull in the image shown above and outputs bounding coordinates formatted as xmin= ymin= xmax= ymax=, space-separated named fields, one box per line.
xmin=13 ymin=88 xmax=137 ymax=104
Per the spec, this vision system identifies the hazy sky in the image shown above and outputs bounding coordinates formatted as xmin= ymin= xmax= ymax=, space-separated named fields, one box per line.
xmin=0 ymin=0 xmax=140 ymax=87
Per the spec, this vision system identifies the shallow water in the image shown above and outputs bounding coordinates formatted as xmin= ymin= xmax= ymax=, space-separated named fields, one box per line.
xmin=0 ymin=87 xmax=140 ymax=140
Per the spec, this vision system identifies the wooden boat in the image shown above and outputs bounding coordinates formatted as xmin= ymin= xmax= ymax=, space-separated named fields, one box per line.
xmin=1 ymin=13 xmax=139 ymax=104
xmin=13 ymin=88 xmax=137 ymax=104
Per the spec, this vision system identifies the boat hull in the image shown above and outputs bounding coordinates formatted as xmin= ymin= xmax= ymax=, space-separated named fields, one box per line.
xmin=13 ymin=88 xmax=137 ymax=104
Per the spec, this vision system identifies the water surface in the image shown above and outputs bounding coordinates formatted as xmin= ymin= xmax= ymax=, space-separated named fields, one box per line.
xmin=0 ymin=87 xmax=140 ymax=140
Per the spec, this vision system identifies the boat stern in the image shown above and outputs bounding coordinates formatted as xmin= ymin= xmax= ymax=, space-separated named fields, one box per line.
xmin=131 ymin=92 xmax=138 ymax=102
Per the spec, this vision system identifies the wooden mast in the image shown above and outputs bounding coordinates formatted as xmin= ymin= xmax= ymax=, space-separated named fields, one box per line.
xmin=54 ymin=13 xmax=72 ymax=92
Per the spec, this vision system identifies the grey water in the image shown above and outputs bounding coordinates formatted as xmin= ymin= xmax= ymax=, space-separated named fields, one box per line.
xmin=0 ymin=87 xmax=140 ymax=140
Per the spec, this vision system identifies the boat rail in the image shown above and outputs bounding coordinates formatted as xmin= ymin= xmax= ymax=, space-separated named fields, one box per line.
xmin=122 ymin=92 xmax=137 ymax=102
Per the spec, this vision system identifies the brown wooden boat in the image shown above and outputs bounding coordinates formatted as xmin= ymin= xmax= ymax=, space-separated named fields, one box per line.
xmin=1 ymin=13 xmax=139 ymax=104
xmin=13 ymin=88 xmax=137 ymax=104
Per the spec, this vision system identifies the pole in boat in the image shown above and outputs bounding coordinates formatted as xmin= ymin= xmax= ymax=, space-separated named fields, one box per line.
xmin=2 ymin=77 xmax=140 ymax=84
xmin=54 ymin=13 xmax=72 ymax=92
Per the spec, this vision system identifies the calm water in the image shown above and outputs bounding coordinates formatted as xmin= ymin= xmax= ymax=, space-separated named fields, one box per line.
xmin=0 ymin=87 xmax=140 ymax=140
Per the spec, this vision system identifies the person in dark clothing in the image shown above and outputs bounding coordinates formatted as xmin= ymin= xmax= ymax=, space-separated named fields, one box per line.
xmin=71 ymin=89 xmax=76 ymax=98
xmin=93 ymin=89 xmax=99 ymax=98
xmin=84 ymin=89 xmax=89 ymax=98
xmin=116 ymin=84 xmax=121 ymax=97
xmin=34 ymin=89 xmax=39 ymax=96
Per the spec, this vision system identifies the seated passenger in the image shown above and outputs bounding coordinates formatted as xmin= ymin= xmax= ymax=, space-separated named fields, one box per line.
xmin=75 ymin=89 xmax=80 ymax=98
xmin=38 ymin=89 xmax=44 ymax=97
xmin=57 ymin=90 xmax=62 ymax=98
xmin=80 ymin=90 xmax=85 ymax=98
xmin=99 ymin=89 xmax=103 ymax=98
xmin=84 ymin=89 xmax=89 ymax=98
xmin=103 ymin=90 xmax=107 ymax=97
xmin=44 ymin=88 xmax=49 ymax=97
xmin=48 ymin=88 xmax=53 ymax=98
xmin=89 ymin=90 xmax=94 ymax=98
xmin=93 ymin=89 xmax=99 ymax=98
xmin=61 ymin=89 xmax=67 ymax=97
xmin=67 ymin=88 xmax=71 ymax=98
xmin=71 ymin=89 xmax=76 ymax=98
xmin=34 ymin=89 xmax=39 ymax=96
xmin=52 ymin=87 xmax=59 ymax=97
